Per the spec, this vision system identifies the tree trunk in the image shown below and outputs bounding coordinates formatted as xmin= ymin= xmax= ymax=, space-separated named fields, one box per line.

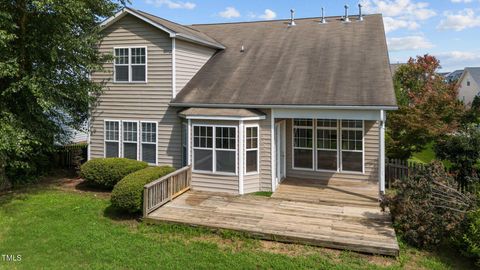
xmin=0 ymin=156 xmax=11 ymax=191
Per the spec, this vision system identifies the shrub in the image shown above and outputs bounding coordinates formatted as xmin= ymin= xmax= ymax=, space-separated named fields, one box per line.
xmin=461 ymin=209 xmax=480 ymax=266
xmin=80 ymin=158 xmax=148 ymax=189
xmin=111 ymin=166 xmax=175 ymax=213
xmin=383 ymin=161 xmax=476 ymax=248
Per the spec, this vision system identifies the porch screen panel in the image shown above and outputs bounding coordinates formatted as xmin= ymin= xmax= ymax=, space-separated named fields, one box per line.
xmin=341 ymin=120 xmax=363 ymax=172
xmin=293 ymin=119 xmax=313 ymax=169
xmin=317 ymin=119 xmax=338 ymax=171
xmin=193 ymin=126 xmax=213 ymax=172
xmin=141 ymin=122 xmax=156 ymax=164
xmin=123 ymin=122 xmax=138 ymax=160
xmin=105 ymin=121 xmax=120 ymax=157
xmin=215 ymin=127 xmax=236 ymax=174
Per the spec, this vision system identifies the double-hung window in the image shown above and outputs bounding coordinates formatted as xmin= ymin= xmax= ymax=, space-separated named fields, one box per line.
xmin=316 ymin=119 xmax=338 ymax=171
xmin=341 ymin=120 xmax=363 ymax=172
xmin=105 ymin=121 xmax=120 ymax=158
xmin=193 ymin=125 xmax=237 ymax=174
xmin=141 ymin=122 xmax=157 ymax=164
xmin=293 ymin=119 xmax=314 ymax=169
xmin=114 ymin=47 xmax=146 ymax=82
xmin=245 ymin=126 xmax=259 ymax=174
xmin=122 ymin=122 xmax=138 ymax=160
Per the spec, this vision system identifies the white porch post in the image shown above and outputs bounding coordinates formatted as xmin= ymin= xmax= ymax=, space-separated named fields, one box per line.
xmin=379 ymin=110 xmax=386 ymax=195
xmin=187 ymin=119 xmax=192 ymax=165
xmin=239 ymin=120 xmax=244 ymax=194
xmin=271 ymin=109 xmax=276 ymax=192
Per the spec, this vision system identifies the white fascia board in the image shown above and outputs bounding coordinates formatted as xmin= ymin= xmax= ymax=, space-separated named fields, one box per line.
xmin=180 ymin=115 xmax=266 ymax=121
xmin=170 ymin=103 xmax=398 ymax=111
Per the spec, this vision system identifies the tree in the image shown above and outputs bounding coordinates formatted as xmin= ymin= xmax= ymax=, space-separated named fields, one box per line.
xmin=435 ymin=126 xmax=480 ymax=191
xmin=387 ymin=55 xmax=464 ymax=159
xmin=0 ymin=0 xmax=124 ymax=187
xmin=461 ymin=95 xmax=480 ymax=125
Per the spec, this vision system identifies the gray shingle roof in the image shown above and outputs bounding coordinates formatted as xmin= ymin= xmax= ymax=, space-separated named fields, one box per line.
xmin=173 ymin=15 xmax=397 ymax=108
xmin=465 ymin=67 xmax=480 ymax=85
xmin=179 ymin=108 xmax=265 ymax=118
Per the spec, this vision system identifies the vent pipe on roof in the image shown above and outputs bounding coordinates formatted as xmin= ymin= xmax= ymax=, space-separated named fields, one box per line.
xmin=343 ymin=4 xmax=350 ymax=22
xmin=320 ymin=7 xmax=327 ymax=24
xmin=358 ymin=3 xmax=364 ymax=21
xmin=289 ymin=9 xmax=296 ymax=27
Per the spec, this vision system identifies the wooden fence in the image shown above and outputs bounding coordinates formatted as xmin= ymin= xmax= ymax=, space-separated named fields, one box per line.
xmin=143 ymin=165 xmax=192 ymax=217
xmin=385 ymin=158 xmax=426 ymax=188
xmin=54 ymin=143 xmax=88 ymax=169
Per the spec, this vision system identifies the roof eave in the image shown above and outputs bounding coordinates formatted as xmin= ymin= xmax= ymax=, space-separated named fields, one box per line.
xmin=170 ymin=102 xmax=399 ymax=111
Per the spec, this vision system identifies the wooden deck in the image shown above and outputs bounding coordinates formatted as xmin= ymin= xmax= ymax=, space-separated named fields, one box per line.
xmin=145 ymin=179 xmax=399 ymax=256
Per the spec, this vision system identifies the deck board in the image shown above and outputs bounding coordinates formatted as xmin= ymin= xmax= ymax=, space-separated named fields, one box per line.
xmin=145 ymin=184 xmax=399 ymax=256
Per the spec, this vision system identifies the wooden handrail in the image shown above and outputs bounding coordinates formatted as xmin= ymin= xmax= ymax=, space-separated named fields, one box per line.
xmin=143 ymin=165 xmax=192 ymax=217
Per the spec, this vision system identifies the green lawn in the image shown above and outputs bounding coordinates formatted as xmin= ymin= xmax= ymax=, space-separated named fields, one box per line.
xmin=0 ymin=184 xmax=476 ymax=269
xmin=409 ymin=142 xmax=436 ymax=164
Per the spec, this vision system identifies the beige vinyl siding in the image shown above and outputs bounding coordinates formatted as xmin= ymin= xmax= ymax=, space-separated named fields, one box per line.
xmin=90 ymin=14 xmax=182 ymax=168
xmin=244 ymin=174 xmax=260 ymax=193
xmin=286 ymin=119 xmax=379 ymax=184
xmin=259 ymin=109 xmax=273 ymax=191
xmin=189 ymin=120 xmax=239 ymax=194
xmin=175 ymin=39 xmax=216 ymax=94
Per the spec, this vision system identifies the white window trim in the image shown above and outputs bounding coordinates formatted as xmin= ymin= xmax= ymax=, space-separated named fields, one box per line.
xmin=113 ymin=46 xmax=148 ymax=83
xmin=104 ymin=119 xmax=121 ymax=158
xmin=245 ymin=124 xmax=260 ymax=175
xmin=339 ymin=120 xmax=365 ymax=174
xmin=290 ymin=119 xmax=365 ymax=175
xmin=140 ymin=121 xmax=158 ymax=166
xmin=192 ymin=124 xmax=238 ymax=176
xmin=315 ymin=120 xmax=340 ymax=173
xmin=292 ymin=120 xmax=315 ymax=171
xmin=121 ymin=120 xmax=140 ymax=161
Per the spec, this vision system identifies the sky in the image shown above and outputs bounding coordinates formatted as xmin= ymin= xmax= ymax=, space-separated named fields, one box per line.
xmin=130 ymin=0 xmax=480 ymax=72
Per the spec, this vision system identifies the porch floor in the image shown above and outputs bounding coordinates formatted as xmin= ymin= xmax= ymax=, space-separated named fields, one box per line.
xmin=145 ymin=181 xmax=399 ymax=256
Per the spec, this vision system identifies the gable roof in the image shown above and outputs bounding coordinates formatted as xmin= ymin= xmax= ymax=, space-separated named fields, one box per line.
xmin=172 ymin=15 xmax=397 ymax=109
xmin=445 ymin=69 xmax=464 ymax=82
xmin=465 ymin=67 xmax=480 ymax=85
xmin=100 ymin=8 xmax=225 ymax=49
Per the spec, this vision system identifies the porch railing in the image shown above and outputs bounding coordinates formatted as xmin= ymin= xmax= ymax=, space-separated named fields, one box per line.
xmin=143 ymin=165 xmax=192 ymax=217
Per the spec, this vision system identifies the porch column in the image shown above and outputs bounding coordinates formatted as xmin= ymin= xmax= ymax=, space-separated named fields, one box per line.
xmin=379 ymin=110 xmax=386 ymax=195
xmin=187 ymin=119 xmax=192 ymax=165
xmin=238 ymin=120 xmax=244 ymax=194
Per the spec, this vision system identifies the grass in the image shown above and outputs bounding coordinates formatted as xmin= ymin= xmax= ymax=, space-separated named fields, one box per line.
xmin=251 ymin=191 xmax=273 ymax=197
xmin=0 ymin=182 xmax=476 ymax=269
xmin=409 ymin=142 xmax=436 ymax=164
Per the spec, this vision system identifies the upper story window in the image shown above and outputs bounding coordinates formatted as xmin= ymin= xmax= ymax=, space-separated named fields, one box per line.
xmin=467 ymin=81 xmax=471 ymax=86
xmin=114 ymin=47 xmax=146 ymax=83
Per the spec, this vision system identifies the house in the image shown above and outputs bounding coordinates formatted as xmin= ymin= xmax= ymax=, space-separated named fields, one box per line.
xmin=456 ymin=67 xmax=480 ymax=106
xmin=89 ymin=7 xmax=397 ymax=197
xmin=444 ymin=69 xmax=464 ymax=83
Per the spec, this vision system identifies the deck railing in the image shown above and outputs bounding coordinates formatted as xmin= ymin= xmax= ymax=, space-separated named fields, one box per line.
xmin=143 ymin=165 xmax=192 ymax=217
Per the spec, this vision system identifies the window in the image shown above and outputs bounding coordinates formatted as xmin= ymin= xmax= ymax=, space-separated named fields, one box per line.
xmin=341 ymin=120 xmax=363 ymax=172
xmin=293 ymin=119 xmax=314 ymax=169
xmin=141 ymin=122 xmax=157 ymax=164
xmin=245 ymin=126 xmax=259 ymax=174
xmin=122 ymin=122 xmax=138 ymax=160
xmin=193 ymin=125 xmax=237 ymax=174
xmin=114 ymin=47 xmax=146 ymax=82
xmin=467 ymin=81 xmax=471 ymax=86
xmin=317 ymin=119 xmax=338 ymax=171
xmin=105 ymin=121 xmax=120 ymax=157
xmin=193 ymin=126 xmax=213 ymax=172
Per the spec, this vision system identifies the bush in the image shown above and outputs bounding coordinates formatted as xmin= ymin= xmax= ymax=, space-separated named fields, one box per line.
xmin=383 ymin=161 xmax=476 ymax=248
xmin=461 ymin=209 xmax=480 ymax=266
xmin=80 ymin=158 xmax=148 ymax=189
xmin=111 ymin=166 xmax=175 ymax=213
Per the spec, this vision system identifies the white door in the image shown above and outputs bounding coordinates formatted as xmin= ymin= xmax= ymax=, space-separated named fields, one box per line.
xmin=275 ymin=121 xmax=286 ymax=185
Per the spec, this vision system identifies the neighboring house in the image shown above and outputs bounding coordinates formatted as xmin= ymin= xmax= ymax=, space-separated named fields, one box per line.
xmin=445 ymin=69 xmax=464 ymax=83
xmin=89 ymin=8 xmax=397 ymax=196
xmin=457 ymin=67 xmax=480 ymax=106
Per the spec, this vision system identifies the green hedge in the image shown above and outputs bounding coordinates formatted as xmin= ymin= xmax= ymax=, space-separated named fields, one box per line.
xmin=80 ymin=158 xmax=148 ymax=189
xmin=111 ymin=166 xmax=175 ymax=213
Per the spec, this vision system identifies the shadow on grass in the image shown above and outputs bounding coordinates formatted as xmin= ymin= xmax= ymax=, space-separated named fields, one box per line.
xmin=74 ymin=180 xmax=111 ymax=195
xmin=103 ymin=204 xmax=141 ymax=222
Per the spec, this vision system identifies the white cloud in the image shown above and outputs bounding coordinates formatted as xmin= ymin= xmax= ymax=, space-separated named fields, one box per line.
xmin=361 ymin=0 xmax=436 ymax=33
xmin=258 ymin=9 xmax=277 ymax=20
xmin=145 ymin=0 xmax=196 ymax=10
xmin=437 ymin=9 xmax=480 ymax=31
xmin=387 ymin=36 xmax=434 ymax=51
xmin=437 ymin=50 xmax=480 ymax=71
xmin=219 ymin=7 xmax=241 ymax=19
xmin=451 ymin=0 xmax=472 ymax=3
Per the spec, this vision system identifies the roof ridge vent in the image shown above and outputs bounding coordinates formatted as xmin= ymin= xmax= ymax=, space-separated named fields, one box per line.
xmin=288 ymin=9 xmax=296 ymax=27
xmin=343 ymin=4 xmax=350 ymax=23
xmin=358 ymin=3 xmax=364 ymax=21
xmin=320 ymin=7 xmax=327 ymax=24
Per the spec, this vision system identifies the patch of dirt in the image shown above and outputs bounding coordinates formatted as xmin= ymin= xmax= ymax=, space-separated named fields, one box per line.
xmin=53 ymin=176 xmax=111 ymax=199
